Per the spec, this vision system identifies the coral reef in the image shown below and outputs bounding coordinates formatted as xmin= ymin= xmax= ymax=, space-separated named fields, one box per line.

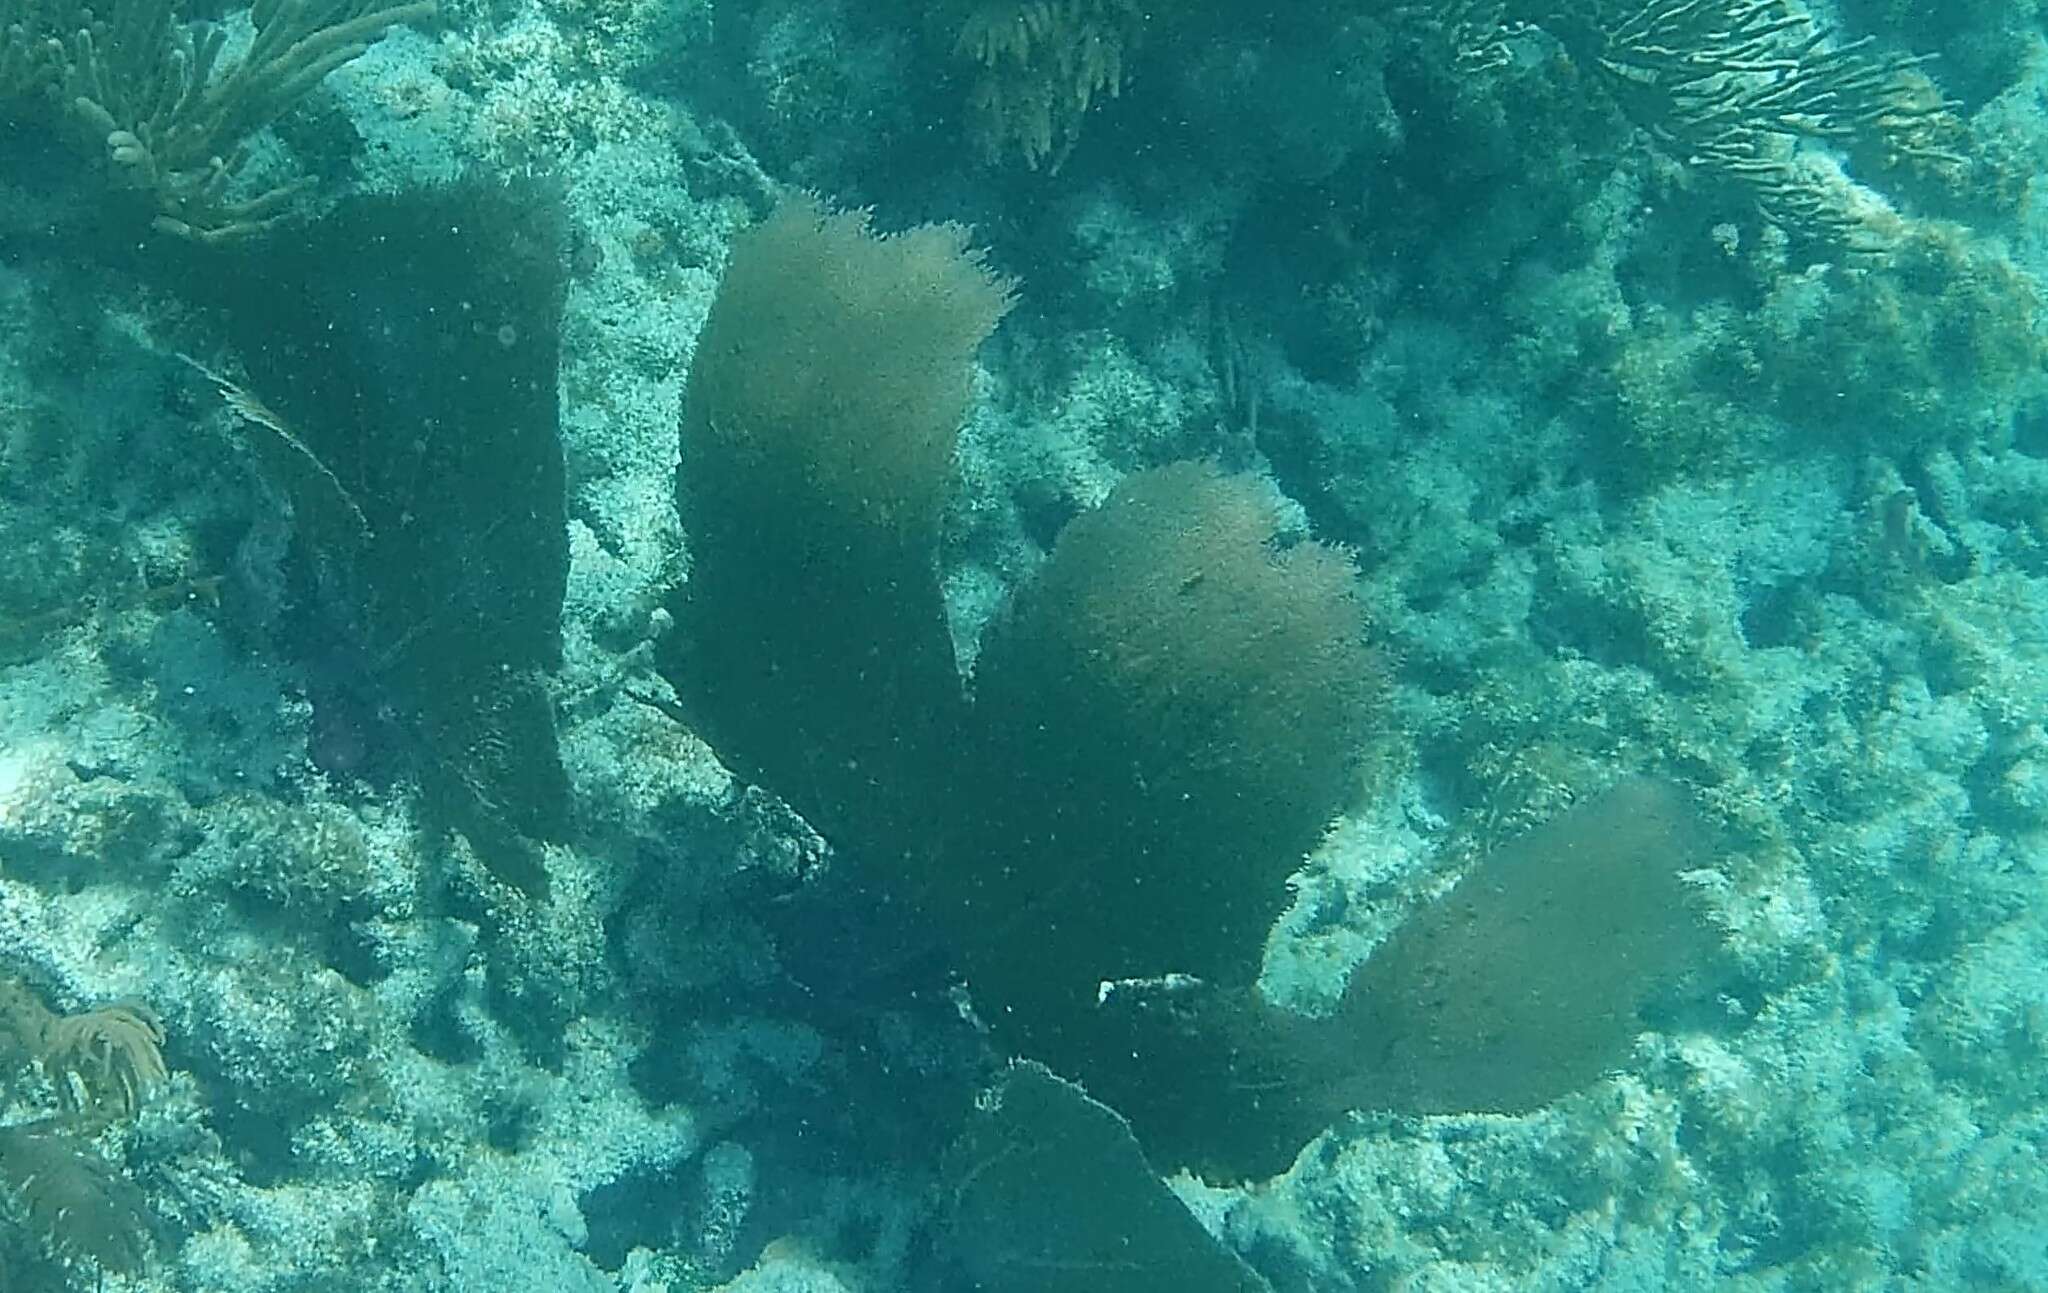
xmin=3 ymin=0 xmax=2048 ymax=1286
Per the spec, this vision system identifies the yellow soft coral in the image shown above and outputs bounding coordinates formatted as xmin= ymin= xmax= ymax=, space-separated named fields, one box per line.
xmin=0 ymin=976 xmax=166 ymax=1123
xmin=39 ymin=1002 xmax=167 ymax=1121
xmin=950 ymin=0 xmax=1141 ymax=168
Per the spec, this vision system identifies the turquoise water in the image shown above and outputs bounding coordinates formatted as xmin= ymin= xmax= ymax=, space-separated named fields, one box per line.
xmin=1 ymin=0 xmax=2046 ymax=1288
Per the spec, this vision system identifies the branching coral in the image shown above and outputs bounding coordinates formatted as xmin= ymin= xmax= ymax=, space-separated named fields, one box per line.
xmin=0 ymin=1123 xmax=155 ymax=1274
xmin=1510 ymin=0 xmax=1962 ymax=242
xmin=0 ymin=0 xmax=60 ymax=99
xmin=923 ymin=0 xmax=1951 ymax=243
xmin=0 ymin=976 xmax=164 ymax=1278
xmin=2 ymin=0 xmax=434 ymax=239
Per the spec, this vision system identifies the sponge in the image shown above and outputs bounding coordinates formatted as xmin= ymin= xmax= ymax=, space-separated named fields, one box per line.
xmin=959 ymin=461 xmax=1380 ymax=1051
xmin=1333 ymin=775 xmax=1720 ymax=1114
xmin=1080 ymin=777 xmax=1723 ymax=1179
xmin=661 ymin=195 xmax=1014 ymax=867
